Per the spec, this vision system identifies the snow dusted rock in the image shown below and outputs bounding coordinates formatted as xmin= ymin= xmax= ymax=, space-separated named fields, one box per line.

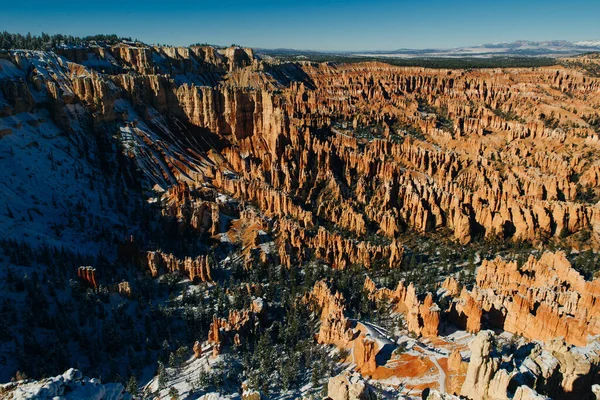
xmin=327 ymin=372 xmax=375 ymax=400
xmin=422 ymin=389 xmax=461 ymax=399
xmin=513 ymin=385 xmax=551 ymax=400
xmin=199 ymin=393 xmax=234 ymax=400
xmin=240 ymin=381 xmax=262 ymax=400
xmin=62 ymin=367 xmax=83 ymax=381
xmin=241 ymin=389 xmax=261 ymax=400
xmin=0 ymin=368 xmax=129 ymax=399
xmin=251 ymin=297 xmax=264 ymax=314
xmin=592 ymin=384 xmax=600 ymax=399
xmin=461 ymin=330 xmax=600 ymax=400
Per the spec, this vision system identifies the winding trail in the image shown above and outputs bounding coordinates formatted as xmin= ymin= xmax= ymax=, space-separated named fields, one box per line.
xmin=427 ymin=351 xmax=446 ymax=393
xmin=359 ymin=320 xmax=447 ymax=393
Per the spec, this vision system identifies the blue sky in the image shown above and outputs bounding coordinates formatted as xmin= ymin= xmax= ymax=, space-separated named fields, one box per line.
xmin=1 ymin=0 xmax=599 ymax=51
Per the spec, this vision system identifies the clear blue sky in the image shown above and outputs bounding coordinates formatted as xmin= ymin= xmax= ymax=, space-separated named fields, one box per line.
xmin=1 ymin=0 xmax=599 ymax=51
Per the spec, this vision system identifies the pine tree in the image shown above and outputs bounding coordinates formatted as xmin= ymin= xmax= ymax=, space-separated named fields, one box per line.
xmin=311 ymin=363 xmax=320 ymax=388
xmin=126 ymin=375 xmax=138 ymax=395
xmin=157 ymin=361 xmax=167 ymax=389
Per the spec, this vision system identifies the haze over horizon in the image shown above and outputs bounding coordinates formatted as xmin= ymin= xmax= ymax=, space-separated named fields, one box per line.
xmin=2 ymin=0 xmax=600 ymax=51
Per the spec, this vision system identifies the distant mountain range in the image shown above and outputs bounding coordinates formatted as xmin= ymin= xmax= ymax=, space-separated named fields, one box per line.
xmin=260 ymin=40 xmax=600 ymax=59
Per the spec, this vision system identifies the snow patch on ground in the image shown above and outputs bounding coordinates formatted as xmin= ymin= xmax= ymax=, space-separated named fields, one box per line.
xmin=0 ymin=368 xmax=129 ymax=400
xmin=0 ymin=110 xmax=131 ymax=253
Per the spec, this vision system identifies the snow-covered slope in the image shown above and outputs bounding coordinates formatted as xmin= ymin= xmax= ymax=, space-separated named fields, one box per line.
xmin=0 ymin=368 xmax=129 ymax=400
xmin=0 ymin=51 xmax=160 ymax=254
xmin=0 ymin=108 xmax=134 ymax=253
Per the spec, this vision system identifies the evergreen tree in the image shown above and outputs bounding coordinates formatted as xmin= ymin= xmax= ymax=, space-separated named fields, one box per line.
xmin=126 ymin=375 xmax=138 ymax=395
xmin=157 ymin=361 xmax=167 ymax=390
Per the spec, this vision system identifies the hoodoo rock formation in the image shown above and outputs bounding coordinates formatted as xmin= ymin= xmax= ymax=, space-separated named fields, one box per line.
xmin=461 ymin=331 xmax=501 ymax=400
xmin=6 ymin=44 xmax=598 ymax=261
xmin=77 ymin=266 xmax=98 ymax=289
xmin=193 ymin=341 xmax=202 ymax=359
xmin=462 ymin=330 xmax=600 ymax=400
xmin=108 ymin=281 xmax=132 ymax=298
xmin=364 ymin=276 xmax=440 ymax=337
xmin=448 ymin=348 xmax=464 ymax=372
xmin=472 ymin=251 xmax=600 ymax=346
xmin=445 ymin=286 xmax=483 ymax=334
xmin=305 ymin=281 xmax=354 ymax=346
xmin=143 ymin=251 xmax=212 ymax=282
xmin=327 ymin=372 xmax=376 ymax=400
xmin=390 ymin=251 xmax=600 ymax=347
xmin=353 ymin=335 xmax=378 ymax=375
xmin=206 ymin=303 xmax=263 ymax=355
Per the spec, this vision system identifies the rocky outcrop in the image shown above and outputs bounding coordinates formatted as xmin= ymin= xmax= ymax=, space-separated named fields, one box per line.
xmin=364 ymin=276 xmax=439 ymax=337
xmin=448 ymin=348 xmax=464 ymax=372
xmin=513 ymin=387 xmax=551 ymax=400
xmin=353 ymin=335 xmax=378 ymax=375
xmin=473 ymin=251 xmax=600 ymax=346
xmin=162 ymin=182 xmax=223 ymax=236
xmin=277 ymin=218 xmax=404 ymax=269
xmin=461 ymin=330 xmax=600 ymax=400
xmin=77 ymin=266 xmax=98 ymax=289
xmin=441 ymin=277 xmax=462 ymax=297
xmin=108 ymin=282 xmax=132 ymax=298
xmin=5 ymin=46 xmax=600 ymax=259
xmin=544 ymin=339 xmax=600 ymax=399
xmin=193 ymin=341 xmax=202 ymax=359
xmin=241 ymin=388 xmax=262 ymax=400
xmin=142 ymin=251 xmax=212 ymax=282
xmin=207 ymin=314 xmax=223 ymax=356
xmin=365 ymin=251 xmax=600 ymax=346
xmin=305 ymin=281 xmax=354 ymax=346
xmin=461 ymin=331 xmax=500 ymax=400
xmin=0 ymin=368 xmax=127 ymax=400
xmin=423 ymin=390 xmax=461 ymax=400
xmin=207 ymin=304 xmax=261 ymax=355
xmin=416 ymin=293 xmax=441 ymax=338
xmin=327 ymin=372 xmax=376 ymax=400
xmin=436 ymin=251 xmax=600 ymax=346
xmin=5 ymin=36 xmax=600 ymax=400
xmin=445 ymin=288 xmax=482 ymax=334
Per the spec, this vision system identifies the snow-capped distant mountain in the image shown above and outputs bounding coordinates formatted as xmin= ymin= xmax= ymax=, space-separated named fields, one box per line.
xmin=573 ymin=40 xmax=600 ymax=47
xmin=351 ymin=40 xmax=600 ymax=59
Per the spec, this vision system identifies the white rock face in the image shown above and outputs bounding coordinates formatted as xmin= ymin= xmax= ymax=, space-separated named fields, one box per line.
xmin=592 ymin=384 xmax=600 ymax=400
xmin=513 ymin=385 xmax=551 ymax=400
xmin=0 ymin=368 xmax=129 ymax=400
xmin=461 ymin=330 xmax=600 ymax=400
xmin=199 ymin=394 xmax=231 ymax=400
xmin=423 ymin=389 xmax=461 ymax=399
xmin=327 ymin=372 xmax=376 ymax=400
xmin=461 ymin=330 xmax=500 ymax=400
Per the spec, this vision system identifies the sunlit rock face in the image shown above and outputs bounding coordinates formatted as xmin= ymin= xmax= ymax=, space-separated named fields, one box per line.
xmin=461 ymin=330 xmax=600 ymax=400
